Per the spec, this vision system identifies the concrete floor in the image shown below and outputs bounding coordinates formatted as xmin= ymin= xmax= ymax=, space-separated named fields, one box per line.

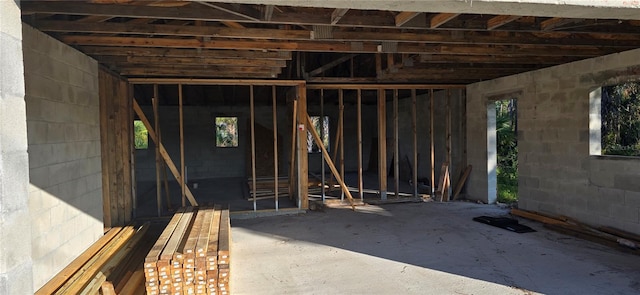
xmin=230 ymin=202 xmax=640 ymax=295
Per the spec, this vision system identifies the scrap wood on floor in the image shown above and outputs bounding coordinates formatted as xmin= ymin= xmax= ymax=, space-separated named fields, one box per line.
xmin=511 ymin=208 xmax=640 ymax=253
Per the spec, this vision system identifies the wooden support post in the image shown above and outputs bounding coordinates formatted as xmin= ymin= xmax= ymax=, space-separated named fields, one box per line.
xmin=162 ymin=161 xmax=172 ymax=211
xmin=288 ymin=99 xmax=298 ymax=199
xmin=339 ymin=89 xmax=345 ymax=201
xmin=357 ymin=89 xmax=363 ymax=201
xmin=272 ymin=86 xmax=279 ymax=210
xmin=305 ymin=114 xmax=355 ymax=210
xmin=430 ymin=89 xmax=435 ymax=197
xmin=320 ymin=89 xmax=325 ymax=202
xmin=393 ymin=89 xmax=399 ymax=198
xmin=153 ymin=85 xmax=162 ymax=217
xmin=411 ymin=89 xmax=418 ymax=198
xmin=378 ymin=89 xmax=387 ymax=200
xmin=328 ymin=98 xmax=342 ymax=193
xmin=250 ymin=85 xmax=257 ymax=211
xmin=133 ymin=99 xmax=198 ymax=206
xmin=179 ymin=84 xmax=186 ymax=207
xmin=296 ymin=84 xmax=309 ymax=209
xmin=446 ymin=89 xmax=452 ymax=201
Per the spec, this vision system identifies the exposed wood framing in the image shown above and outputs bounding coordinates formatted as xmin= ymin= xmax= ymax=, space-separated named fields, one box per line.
xmin=272 ymin=86 xmax=279 ymax=210
xmin=446 ymin=89 xmax=452 ymax=201
xmin=296 ymin=84 xmax=309 ymax=209
xmin=289 ymin=99 xmax=298 ymax=199
xmin=430 ymin=13 xmax=459 ymax=28
xmin=378 ymin=89 xmax=387 ymax=200
xmin=411 ymin=89 xmax=418 ymax=198
xmin=395 ymin=11 xmax=421 ymax=27
xmin=99 ymin=69 xmax=133 ymax=227
xmin=250 ymin=85 xmax=257 ymax=211
xmin=331 ymin=8 xmax=349 ymax=25
xmin=430 ymin=89 xmax=435 ymax=196
xmin=305 ymin=114 xmax=355 ymax=210
xmin=152 ymin=88 xmax=162 ymax=217
xmin=357 ymin=89 xmax=363 ymax=200
xmin=307 ymin=54 xmax=357 ymax=77
xmin=132 ymin=99 xmax=198 ymax=206
xmin=179 ymin=84 xmax=186 ymax=207
xmin=393 ymin=89 xmax=399 ymax=198
xmin=487 ymin=15 xmax=521 ymax=30
xmin=339 ymin=89 xmax=345 ymax=201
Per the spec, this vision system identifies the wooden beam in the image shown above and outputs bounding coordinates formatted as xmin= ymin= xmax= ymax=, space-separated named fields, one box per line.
xmin=307 ymin=54 xmax=357 ymax=77
xmin=129 ymin=78 xmax=304 ymax=86
xmin=331 ymin=8 xmax=349 ymax=25
xmin=81 ymin=46 xmax=291 ymax=60
xmin=393 ymin=89 xmax=399 ymax=199
xmin=430 ymin=89 xmax=435 ymax=197
xmin=179 ymin=84 xmax=186 ymax=207
xmin=378 ymin=89 xmax=387 ymax=200
xmin=59 ymin=35 xmax=627 ymax=56
xmin=272 ymin=86 xmax=279 ymax=210
xmin=132 ymin=99 xmax=198 ymax=206
xmin=395 ymin=11 xmax=421 ymax=27
xmin=250 ymin=85 xmax=257 ymax=211
xmin=263 ymin=5 xmax=274 ymax=21
xmin=486 ymin=15 xmax=521 ymax=30
xmin=296 ymin=84 xmax=309 ymax=209
xmin=305 ymin=114 xmax=355 ymax=210
xmin=97 ymin=55 xmax=288 ymax=67
xmin=541 ymin=17 xmax=583 ymax=31
xmin=357 ymin=89 xmax=363 ymax=201
xmin=152 ymin=88 xmax=162 ymax=217
xmin=221 ymin=21 xmax=245 ymax=29
xmin=31 ymin=20 xmax=640 ymax=48
xmin=411 ymin=89 xmax=418 ymax=198
xmin=453 ymin=165 xmax=472 ymax=200
xmin=289 ymin=99 xmax=298 ymax=199
xmin=430 ymin=13 xmax=459 ymax=28
xmin=196 ymin=1 xmax=261 ymax=21
xmin=339 ymin=89 xmax=345 ymax=201
xmin=446 ymin=89 xmax=452 ymax=201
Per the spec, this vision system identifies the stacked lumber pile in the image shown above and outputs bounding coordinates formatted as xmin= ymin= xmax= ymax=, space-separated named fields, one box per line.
xmin=247 ymin=177 xmax=322 ymax=200
xmin=35 ymin=223 xmax=151 ymax=295
xmin=511 ymin=208 xmax=640 ymax=253
xmin=144 ymin=206 xmax=231 ymax=295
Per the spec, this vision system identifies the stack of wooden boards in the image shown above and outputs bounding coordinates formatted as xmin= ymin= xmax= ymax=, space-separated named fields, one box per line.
xmin=246 ymin=177 xmax=322 ymax=200
xmin=144 ymin=206 xmax=231 ymax=295
xmin=511 ymin=208 xmax=640 ymax=254
xmin=35 ymin=223 xmax=153 ymax=295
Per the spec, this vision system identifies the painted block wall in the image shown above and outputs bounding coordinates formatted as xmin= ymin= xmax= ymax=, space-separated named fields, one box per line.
xmin=467 ymin=48 xmax=640 ymax=234
xmin=0 ymin=2 xmax=33 ymax=294
xmin=22 ymin=25 xmax=104 ymax=290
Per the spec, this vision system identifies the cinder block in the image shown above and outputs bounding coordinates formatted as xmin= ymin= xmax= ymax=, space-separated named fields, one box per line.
xmin=0 ymin=97 xmax=28 ymax=153
xmin=610 ymin=204 xmax=639 ymax=223
xmin=0 ymin=152 xmax=29 ymax=213
xmin=625 ymin=191 xmax=640 ymax=208
xmin=0 ymin=209 xmax=33 ymax=274
xmin=614 ymin=174 xmax=640 ymax=192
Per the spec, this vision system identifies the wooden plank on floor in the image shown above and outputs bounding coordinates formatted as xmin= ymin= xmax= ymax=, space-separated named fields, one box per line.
xmin=35 ymin=227 xmax=123 ymax=295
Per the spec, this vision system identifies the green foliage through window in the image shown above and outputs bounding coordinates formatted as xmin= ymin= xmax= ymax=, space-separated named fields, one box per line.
xmin=216 ymin=117 xmax=238 ymax=147
xmin=134 ymin=120 xmax=148 ymax=150
xmin=307 ymin=116 xmax=330 ymax=153
xmin=496 ymin=99 xmax=518 ymax=203
xmin=601 ymin=82 xmax=640 ymax=156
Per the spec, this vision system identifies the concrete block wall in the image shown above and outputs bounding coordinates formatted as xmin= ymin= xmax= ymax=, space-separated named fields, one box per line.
xmin=22 ymin=25 xmax=103 ymax=290
xmin=467 ymin=48 xmax=640 ymax=234
xmin=0 ymin=2 xmax=33 ymax=294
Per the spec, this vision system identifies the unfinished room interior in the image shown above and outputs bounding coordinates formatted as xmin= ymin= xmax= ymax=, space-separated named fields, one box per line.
xmin=3 ymin=0 xmax=640 ymax=294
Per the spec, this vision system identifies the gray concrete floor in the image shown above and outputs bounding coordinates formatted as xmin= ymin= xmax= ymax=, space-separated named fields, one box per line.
xmin=230 ymin=202 xmax=640 ymax=295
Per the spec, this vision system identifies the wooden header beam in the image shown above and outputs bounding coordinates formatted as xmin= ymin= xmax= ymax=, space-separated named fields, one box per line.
xmin=307 ymin=84 xmax=465 ymax=90
xmin=128 ymin=78 xmax=304 ymax=86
